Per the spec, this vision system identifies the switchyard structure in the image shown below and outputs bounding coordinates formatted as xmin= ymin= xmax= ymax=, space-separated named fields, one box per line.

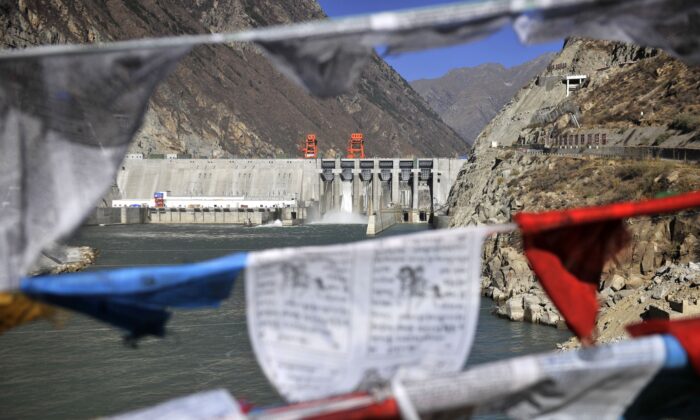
xmin=300 ymin=134 xmax=318 ymax=159
xmin=346 ymin=133 xmax=365 ymax=159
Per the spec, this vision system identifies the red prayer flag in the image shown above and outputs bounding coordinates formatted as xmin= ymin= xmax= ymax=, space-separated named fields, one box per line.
xmin=254 ymin=392 xmax=400 ymax=420
xmin=627 ymin=317 xmax=700 ymax=375
xmin=514 ymin=191 xmax=700 ymax=342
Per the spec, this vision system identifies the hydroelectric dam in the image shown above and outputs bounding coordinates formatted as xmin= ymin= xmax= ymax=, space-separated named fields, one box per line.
xmin=98 ymin=156 xmax=465 ymax=234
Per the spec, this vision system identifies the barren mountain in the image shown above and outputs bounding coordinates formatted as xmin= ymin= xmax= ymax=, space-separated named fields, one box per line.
xmin=0 ymin=0 xmax=466 ymax=158
xmin=411 ymin=54 xmax=555 ymax=146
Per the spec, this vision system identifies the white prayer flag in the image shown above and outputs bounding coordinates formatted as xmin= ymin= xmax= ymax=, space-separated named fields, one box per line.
xmin=402 ymin=335 xmax=667 ymax=419
xmin=108 ymin=389 xmax=246 ymax=420
xmin=0 ymin=47 xmax=187 ymax=291
xmin=245 ymin=227 xmax=494 ymax=402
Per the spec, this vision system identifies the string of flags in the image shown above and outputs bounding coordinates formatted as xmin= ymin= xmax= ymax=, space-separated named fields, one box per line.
xmin=0 ymin=0 xmax=698 ymax=297
xmin=4 ymin=190 xmax=700 ymax=418
xmin=108 ymin=335 xmax=696 ymax=419
xmin=7 ymin=191 xmax=698 ymax=344
xmin=514 ymin=190 xmax=700 ymax=344
xmin=1 ymin=0 xmax=699 ymax=417
xmin=19 ymin=251 xmax=247 ymax=341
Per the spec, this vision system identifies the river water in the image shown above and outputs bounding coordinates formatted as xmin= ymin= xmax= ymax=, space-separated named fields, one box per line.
xmin=0 ymin=224 xmax=570 ymax=419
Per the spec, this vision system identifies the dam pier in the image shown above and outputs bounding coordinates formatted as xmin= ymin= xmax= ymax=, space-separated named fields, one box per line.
xmin=94 ymin=156 xmax=463 ymax=234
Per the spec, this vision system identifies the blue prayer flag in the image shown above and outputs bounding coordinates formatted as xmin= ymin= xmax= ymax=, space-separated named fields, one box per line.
xmin=20 ymin=252 xmax=247 ymax=341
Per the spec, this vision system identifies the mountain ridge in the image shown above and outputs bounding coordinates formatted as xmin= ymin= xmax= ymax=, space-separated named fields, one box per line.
xmin=411 ymin=53 xmax=556 ymax=145
xmin=1 ymin=0 xmax=466 ymax=158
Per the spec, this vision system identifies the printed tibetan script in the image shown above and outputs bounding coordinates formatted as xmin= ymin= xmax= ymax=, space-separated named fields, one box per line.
xmin=246 ymin=227 xmax=490 ymax=401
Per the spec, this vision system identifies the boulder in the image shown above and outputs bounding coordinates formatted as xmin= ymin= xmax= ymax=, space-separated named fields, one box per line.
xmin=598 ymin=287 xmax=615 ymax=305
xmin=651 ymin=285 xmax=669 ymax=300
xmin=607 ymin=275 xmax=626 ymax=291
xmin=679 ymin=235 xmax=698 ymax=264
xmin=640 ymin=242 xmax=657 ymax=274
xmin=540 ymin=310 xmax=561 ymax=326
xmin=625 ymin=274 xmax=645 ymax=289
xmin=666 ymin=170 xmax=680 ymax=183
xmin=504 ymin=296 xmax=524 ymax=322
xmin=655 ymin=264 xmax=672 ymax=276
xmin=613 ymin=290 xmax=635 ymax=303
xmin=525 ymin=304 xmax=543 ymax=323
xmin=492 ymin=287 xmax=506 ymax=302
xmin=522 ymin=294 xmax=542 ymax=307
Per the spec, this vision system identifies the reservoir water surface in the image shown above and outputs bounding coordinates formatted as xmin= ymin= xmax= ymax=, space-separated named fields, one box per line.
xmin=0 ymin=224 xmax=570 ymax=419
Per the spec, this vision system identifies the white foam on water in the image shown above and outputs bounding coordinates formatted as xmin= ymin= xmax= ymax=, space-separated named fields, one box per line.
xmin=341 ymin=182 xmax=353 ymax=214
xmin=256 ymin=219 xmax=284 ymax=228
xmin=313 ymin=211 xmax=367 ymax=225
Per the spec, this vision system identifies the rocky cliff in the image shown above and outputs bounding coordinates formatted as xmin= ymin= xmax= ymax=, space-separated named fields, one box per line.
xmin=471 ymin=38 xmax=700 ymax=155
xmin=446 ymin=37 xmax=700 ymax=345
xmin=0 ymin=0 xmax=466 ymax=158
xmin=448 ymin=150 xmax=699 ymax=339
xmin=411 ymin=53 xmax=555 ymax=146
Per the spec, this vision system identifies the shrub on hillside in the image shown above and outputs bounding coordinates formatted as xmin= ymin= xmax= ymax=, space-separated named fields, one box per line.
xmin=669 ymin=113 xmax=700 ymax=133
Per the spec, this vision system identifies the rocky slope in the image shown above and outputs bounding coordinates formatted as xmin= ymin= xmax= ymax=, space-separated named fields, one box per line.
xmin=471 ymin=38 xmax=700 ymax=155
xmin=446 ymin=37 xmax=700 ymax=345
xmin=411 ymin=53 xmax=555 ymax=146
xmin=448 ymin=150 xmax=700 ymax=343
xmin=0 ymin=0 xmax=465 ymax=158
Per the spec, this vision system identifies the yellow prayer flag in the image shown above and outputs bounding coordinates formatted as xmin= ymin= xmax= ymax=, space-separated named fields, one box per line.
xmin=0 ymin=292 xmax=62 ymax=334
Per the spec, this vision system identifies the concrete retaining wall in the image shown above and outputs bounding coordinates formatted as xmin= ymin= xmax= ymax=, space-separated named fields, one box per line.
xmin=84 ymin=208 xmax=122 ymax=225
xmin=431 ymin=215 xmax=452 ymax=229
xmin=121 ymin=207 xmax=147 ymax=224
xmin=366 ymin=210 xmax=402 ymax=235
xmin=117 ymin=159 xmax=321 ymax=202
xmin=521 ymin=146 xmax=700 ymax=162
xmin=148 ymin=209 xmax=272 ymax=225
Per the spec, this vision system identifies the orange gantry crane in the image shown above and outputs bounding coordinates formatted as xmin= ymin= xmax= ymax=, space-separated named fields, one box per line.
xmin=300 ymin=134 xmax=318 ymax=159
xmin=346 ymin=132 xmax=365 ymax=159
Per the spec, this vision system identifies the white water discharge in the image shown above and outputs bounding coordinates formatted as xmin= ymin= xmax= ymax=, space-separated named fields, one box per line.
xmin=315 ymin=182 xmax=367 ymax=224
xmin=362 ymin=181 xmax=371 ymax=213
xmin=341 ymin=181 xmax=353 ymax=213
xmin=314 ymin=211 xmax=367 ymax=224
xmin=256 ymin=219 xmax=283 ymax=228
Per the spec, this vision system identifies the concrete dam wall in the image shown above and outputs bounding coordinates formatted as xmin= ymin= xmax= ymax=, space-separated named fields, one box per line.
xmin=114 ymin=157 xmax=465 ymax=226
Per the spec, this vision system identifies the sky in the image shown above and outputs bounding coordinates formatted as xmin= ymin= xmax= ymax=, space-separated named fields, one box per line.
xmin=317 ymin=0 xmax=563 ymax=81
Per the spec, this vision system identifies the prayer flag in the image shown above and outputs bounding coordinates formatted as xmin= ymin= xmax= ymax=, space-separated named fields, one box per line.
xmin=2 ymin=1 xmax=696 ymax=101
xmin=627 ymin=317 xmax=700 ymax=375
xmin=252 ymin=336 xmax=671 ymax=419
xmin=108 ymin=389 xmax=246 ymax=420
xmin=245 ymin=226 xmax=500 ymax=402
xmin=0 ymin=292 xmax=59 ymax=334
xmin=403 ymin=335 xmax=667 ymax=418
xmin=21 ymin=252 xmax=246 ymax=340
xmin=514 ymin=0 xmax=700 ymax=65
xmin=514 ymin=191 xmax=700 ymax=341
xmin=0 ymin=47 xmax=188 ymax=292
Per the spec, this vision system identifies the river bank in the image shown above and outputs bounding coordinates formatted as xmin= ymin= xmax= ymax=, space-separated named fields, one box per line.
xmin=446 ymin=149 xmax=700 ymax=346
xmin=27 ymin=245 xmax=97 ymax=276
